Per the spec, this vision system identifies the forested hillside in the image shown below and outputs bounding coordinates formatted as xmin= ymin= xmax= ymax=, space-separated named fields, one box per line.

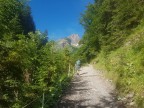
xmin=0 ymin=0 xmax=75 ymax=107
xmin=1 ymin=0 xmax=144 ymax=107
xmin=78 ymin=0 xmax=144 ymax=107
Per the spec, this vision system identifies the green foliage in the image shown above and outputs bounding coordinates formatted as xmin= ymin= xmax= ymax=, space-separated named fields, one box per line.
xmin=95 ymin=26 xmax=144 ymax=107
xmin=80 ymin=0 xmax=144 ymax=107
xmin=0 ymin=0 xmax=35 ymax=37
xmin=0 ymin=0 xmax=74 ymax=107
xmin=0 ymin=30 xmax=74 ymax=107
xmin=79 ymin=0 xmax=144 ymax=62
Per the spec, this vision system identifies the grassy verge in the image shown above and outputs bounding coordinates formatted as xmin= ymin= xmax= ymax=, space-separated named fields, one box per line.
xmin=92 ymin=26 xmax=144 ymax=108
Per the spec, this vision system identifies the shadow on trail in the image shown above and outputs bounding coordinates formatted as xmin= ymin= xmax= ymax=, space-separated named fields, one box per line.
xmin=79 ymin=72 xmax=87 ymax=75
xmin=55 ymin=75 xmax=88 ymax=108
xmin=54 ymin=69 xmax=124 ymax=108
xmin=59 ymin=75 xmax=89 ymax=97
xmin=55 ymin=74 xmax=124 ymax=108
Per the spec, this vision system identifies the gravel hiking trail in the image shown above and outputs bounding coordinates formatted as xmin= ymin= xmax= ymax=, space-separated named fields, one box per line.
xmin=57 ymin=64 xmax=123 ymax=108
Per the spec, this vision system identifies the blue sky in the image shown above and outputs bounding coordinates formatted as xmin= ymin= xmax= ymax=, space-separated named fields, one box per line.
xmin=30 ymin=0 xmax=94 ymax=40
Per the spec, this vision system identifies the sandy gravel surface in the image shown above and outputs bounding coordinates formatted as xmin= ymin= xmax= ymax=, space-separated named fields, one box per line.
xmin=57 ymin=64 xmax=122 ymax=108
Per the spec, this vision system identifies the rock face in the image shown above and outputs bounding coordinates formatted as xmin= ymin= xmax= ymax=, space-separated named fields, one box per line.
xmin=68 ymin=34 xmax=80 ymax=46
xmin=57 ymin=34 xmax=80 ymax=48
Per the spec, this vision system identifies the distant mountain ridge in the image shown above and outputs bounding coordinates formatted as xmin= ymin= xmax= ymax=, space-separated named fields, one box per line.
xmin=57 ymin=34 xmax=80 ymax=48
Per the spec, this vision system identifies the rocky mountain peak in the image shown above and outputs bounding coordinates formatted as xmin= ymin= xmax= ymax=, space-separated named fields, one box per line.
xmin=68 ymin=34 xmax=80 ymax=46
xmin=57 ymin=34 xmax=80 ymax=48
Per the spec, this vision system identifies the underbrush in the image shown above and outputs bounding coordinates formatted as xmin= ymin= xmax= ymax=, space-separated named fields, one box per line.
xmin=45 ymin=73 xmax=73 ymax=107
xmin=93 ymin=26 xmax=144 ymax=107
xmin=30 ymin=73 xmax=73 ymax=108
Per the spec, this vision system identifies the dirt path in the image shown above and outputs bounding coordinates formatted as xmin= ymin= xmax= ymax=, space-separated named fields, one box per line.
xmin=57 ymin=64 xmax=122 ymax=108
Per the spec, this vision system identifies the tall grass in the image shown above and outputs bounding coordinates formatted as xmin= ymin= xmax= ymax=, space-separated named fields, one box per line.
xmin=94 ymin=26 xmax=144 ymax=107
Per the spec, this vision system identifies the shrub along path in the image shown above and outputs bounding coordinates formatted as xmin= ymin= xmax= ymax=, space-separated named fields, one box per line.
xmin=57 ymin=64 xmax=124 ymax=108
